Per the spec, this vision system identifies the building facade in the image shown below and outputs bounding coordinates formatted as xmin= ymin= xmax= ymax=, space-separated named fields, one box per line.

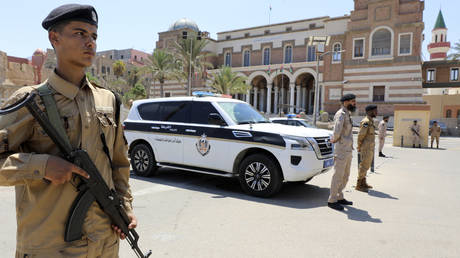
xmin=155 ymin=0 xmax=425 ymax=116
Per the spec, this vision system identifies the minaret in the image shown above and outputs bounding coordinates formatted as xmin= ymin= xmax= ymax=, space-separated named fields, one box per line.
xmin=427 ymin=10 xmax=450 ymax=60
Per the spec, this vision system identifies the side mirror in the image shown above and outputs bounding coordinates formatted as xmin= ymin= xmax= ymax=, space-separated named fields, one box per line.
xmin=208 ymin=113 xmax=226 ymax=126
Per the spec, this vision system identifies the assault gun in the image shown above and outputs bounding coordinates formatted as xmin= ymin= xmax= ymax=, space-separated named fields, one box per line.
xmin=0 ymin=92 xmax=151 ymax=258
xmin=411 ymin=127 xmax=420 ymax=137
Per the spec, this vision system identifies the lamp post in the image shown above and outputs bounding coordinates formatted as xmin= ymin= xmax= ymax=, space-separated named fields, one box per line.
xmin=312 ymin=49 xmax=345 ymax=126
xmin=183 ymin=31 xmax=202 ymax=96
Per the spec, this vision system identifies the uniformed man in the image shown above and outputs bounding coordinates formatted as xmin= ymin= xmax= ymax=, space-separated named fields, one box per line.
xmin=430 ymin=121 xmax=442 ymax=148
xmin=356 ymin=105 xmax=377 ymax=192
xmin=327 ymin=93 xmax=356 ymax=211
xmin=378 ymin=115 xmax=389 ymax=157
xmin=0 ymin=4 xmax=135 ymax=257
xmin=410 ymin=120 xmax=421 ymax=148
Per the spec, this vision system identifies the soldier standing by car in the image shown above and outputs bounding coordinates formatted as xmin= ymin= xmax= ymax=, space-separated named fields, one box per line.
xmin=356 ymin=105 xmax=377 ymax=192
xmin=327 ymin=94 xmax=356 ymax=211
xmin=378 ymin=115 xmax=389 ymax=157
xmin=410 ymin=120 xmax=421 ymax=148
xmin=430 ymin=121 xmax=442 ymax=148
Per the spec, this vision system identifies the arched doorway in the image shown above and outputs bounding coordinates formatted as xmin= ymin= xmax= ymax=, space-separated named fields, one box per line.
xmin=250 ymin=75 xmax=267 ymax=112
xmin=295 ymin=73 xmax=315 ymax=114
xmin=273 ymin=74 xmax=290 ymax=114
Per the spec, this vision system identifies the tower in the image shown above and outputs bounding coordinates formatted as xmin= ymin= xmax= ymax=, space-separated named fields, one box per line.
xmin=428 ymin=10 xmax=450 ymax=60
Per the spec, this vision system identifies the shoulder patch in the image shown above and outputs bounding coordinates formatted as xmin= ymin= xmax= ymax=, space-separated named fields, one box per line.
xmin=362 ymin=122 xmax=369 ymax=128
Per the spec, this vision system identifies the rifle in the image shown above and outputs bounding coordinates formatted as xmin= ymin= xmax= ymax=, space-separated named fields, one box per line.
xmin=411 ymin=127 xmax=420 ymax=137
xmin=0 ymin=92 xmax=152 ymax=258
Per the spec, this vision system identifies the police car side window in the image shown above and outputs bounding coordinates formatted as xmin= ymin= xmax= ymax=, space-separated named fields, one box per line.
xmin=138 ymin=101 xmax=190 ymax=122
xmin=138 ymin=102 xmax=161 ymax=121
xmin=191 ymin=102 xmax=218 ymax=124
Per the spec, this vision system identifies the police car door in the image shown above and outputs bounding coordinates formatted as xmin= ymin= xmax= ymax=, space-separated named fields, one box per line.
xmin=182 ymin=101 xmax=233 ymax=173
xmin=148 ymin=101 xmax=189 ymax=164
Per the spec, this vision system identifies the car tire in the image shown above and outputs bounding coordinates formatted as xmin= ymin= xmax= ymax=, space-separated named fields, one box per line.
xmin=130 ymin=143 xmax=158 ymax=177
xmin=238 ymin=154 xmax=283 ymax=197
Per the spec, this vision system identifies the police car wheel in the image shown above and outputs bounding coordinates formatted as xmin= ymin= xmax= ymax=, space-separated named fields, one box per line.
xmin=130 ymin=143 xmax=158 ymax=177
xmin=238 ymin=154 xmax=282 ymax=197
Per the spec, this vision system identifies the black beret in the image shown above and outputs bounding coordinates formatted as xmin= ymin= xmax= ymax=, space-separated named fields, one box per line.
xmin=340 ymin=93 xmax=356 ymax=102
xmin=42 ymin=4 xmax=98 ymax=30
xmin=365 ymin=104 xmax=377 ymax=112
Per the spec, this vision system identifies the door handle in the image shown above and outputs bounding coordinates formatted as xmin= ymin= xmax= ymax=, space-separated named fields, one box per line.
xmin=185 ymin=129 xmax=196 ymax=133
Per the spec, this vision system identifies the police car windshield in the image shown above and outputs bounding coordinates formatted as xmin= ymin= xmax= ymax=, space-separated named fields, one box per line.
xmin=217 ymin=102 xmax=269 ymax=124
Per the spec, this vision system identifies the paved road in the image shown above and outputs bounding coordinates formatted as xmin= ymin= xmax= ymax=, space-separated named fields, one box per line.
xmin=1 ymin=137 xmax=459 ymax=257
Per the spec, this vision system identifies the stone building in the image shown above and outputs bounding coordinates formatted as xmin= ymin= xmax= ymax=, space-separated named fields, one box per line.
xmin=155 ymin=0 xmax=425 ymax=116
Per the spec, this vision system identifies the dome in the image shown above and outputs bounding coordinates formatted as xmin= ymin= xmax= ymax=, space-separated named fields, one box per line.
xmin=33 ymin=48 xmax=45 ymax=56
xmin=168 ymin=18 xmax=199 ymax=32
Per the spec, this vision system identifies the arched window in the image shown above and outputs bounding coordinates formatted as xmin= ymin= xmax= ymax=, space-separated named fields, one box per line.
xmin=243 ymin=50 xmax=250 ymax=67
xmin=263 ymin=48 xmax=270 ymax=65
xmin=284 ymin=45 xmax=292 ymax=63
xmin=435 ymin=35 xmax=438 ymax=43
xmin=333 ymin=43 xmax=342 ymax=61
xmin=446 ymin=109 xmax=452 ymax=118
xmin=372 ymin=28 xmax=392 ymax=56
xmin=225 ymin=52 xmax=231 ymax=66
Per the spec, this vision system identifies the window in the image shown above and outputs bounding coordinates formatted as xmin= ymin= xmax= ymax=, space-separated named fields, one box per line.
xmin=134 ymin=55 xmax=137 ymax=60
xmin=286 ymin=27 xmax=292 ymax=32
xmin=110 ymin=55 xmax=112 ymax=59
xmin=451 ymin=68 xmax=459 ymax=81
xmin=226 ymin=35 xmax=231 ymax=40
xmin=107 ymin=67 xmax=110 ymax=75
xmin=371 ymin=29 xmax=392 ymax=56
xmin=309 ymin=23 xmax=316 ymax=29
xmin=373 ymin=86 xmax=385 ymax=102
xmin=191 ymin=102 xmax=219 ymax=124
xmin=263 ymin=48 xmax=270 ymax=65
xmin=353 ymin=39 xmax=364 ymax=58
xmin=244 ymin=33 xmax=250 ymax=38
xmin=284 ymin=45 xmax=292 ymax=63
xmin=138 ymin=101 xmax=190 ymax=122
xmin=427 ymin=69 xmax=435 ymax=82
xmin=307 ymin=46 xmax=316 ymax=62
xmin=225 ymin=52 xmax=232 ymax=66
xmin=243 ymin=50 xmax=251 ymax=67
xmin=91 ymin=68 xmax=95 ymax=76
xmin=101 ymin=66 xmax=106 ymax=74
xmin=165 ymin=92 xmax=171 ymax=97
xmin=435 ymin=35 xmax=438 ymax=43
xmin=399 ymin=34 xmax=412 ymax=55
xmin=264 ymin=30 xmax=270 ymax=35
xmin=121 ymin=55 xmax=124 ymax=59
xmin=333 ymin=43 xmax=342 ymax=62
xmin=446 ymin=109 xmax=452 ymax=118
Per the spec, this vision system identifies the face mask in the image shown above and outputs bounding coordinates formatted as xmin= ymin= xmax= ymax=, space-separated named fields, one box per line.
xmin=347 ymin=104 xmax=356 ymax=112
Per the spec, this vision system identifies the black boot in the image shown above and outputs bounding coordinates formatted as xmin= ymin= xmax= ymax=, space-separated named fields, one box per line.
xmin=379 ymin=152 xmax=386 ymax=157
xmin=338 ymin=199 xmax=353 ymax=205
xmin=328 ymin=202 xmax=344 ymax=211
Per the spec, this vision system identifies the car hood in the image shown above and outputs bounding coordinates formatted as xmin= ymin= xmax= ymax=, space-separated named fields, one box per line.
xmin=231 ymin=123 xmax=332 ymax=138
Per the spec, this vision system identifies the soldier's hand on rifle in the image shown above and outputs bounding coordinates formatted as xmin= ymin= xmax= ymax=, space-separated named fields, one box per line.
xmin=112 ymin=213 xmax=138 ymax=240
xmin=44 ymin=156 xmax=89 ymax=184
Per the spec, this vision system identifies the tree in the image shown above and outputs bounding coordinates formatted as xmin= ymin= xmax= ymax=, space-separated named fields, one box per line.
xmin=209 ymin=66 xmax=249 ymax=95
xmin=139 ymin=49 xmax=180 ymax=98
xmin=123 ymin=82 xmax=147 ymax=104
xmin=127 ymin=67 xmax=141 ymax=87
xmin=173 ymin=32 xmax=214 ymax=95
xmin=112 ymin=60 xmax=126 ymax=79
xmin=86 ymin=72 xmax=99 ymax=85
xmin=447 ymin=40 xmax=460 ymax=60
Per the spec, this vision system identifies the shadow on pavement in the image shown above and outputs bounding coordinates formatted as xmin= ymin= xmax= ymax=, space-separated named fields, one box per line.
xmin=130 ymin=168 xmax=331 ymax=210
xmin=343 ymin=206 xmax=382 ymax=223
xmin=368 ymin=189 xmax=398 ymax=200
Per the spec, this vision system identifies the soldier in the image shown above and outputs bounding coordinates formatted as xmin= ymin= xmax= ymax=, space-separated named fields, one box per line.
xmin=356 ymin=105 xmax=378 ymax=192
xmin=0 ymin=4 xmax=135 ymax=257
xmin=327 ymin=93 xmax=356 ymax=211
xmin=378 ymin=115 xmax=389 ymax=157
xmin=410 ymin=120 xmax=421 ymax=148
xmin=430 ymin=121 xmax=442 ymax=148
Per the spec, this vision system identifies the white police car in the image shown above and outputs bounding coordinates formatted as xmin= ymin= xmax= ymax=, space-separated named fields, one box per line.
xmin=124 ymin=93 xmax=334 ymax=197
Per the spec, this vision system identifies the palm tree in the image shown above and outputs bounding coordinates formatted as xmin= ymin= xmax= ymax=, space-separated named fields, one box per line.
xmin=447 ymin=40 xmax=460 ymax=60
xmin=173 ymin=32 xmax=214 ymax=95
xmin=139 ymin=49 xmax=180 ymax=98
xmin=112 ymin=60 xmax=126 ymax=79
xmin=209 ymin=66 xmax=250 ymax=95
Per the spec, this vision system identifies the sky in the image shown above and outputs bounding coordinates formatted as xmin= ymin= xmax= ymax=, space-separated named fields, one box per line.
xmin=0 ymin=0 xmax=458 ymax=60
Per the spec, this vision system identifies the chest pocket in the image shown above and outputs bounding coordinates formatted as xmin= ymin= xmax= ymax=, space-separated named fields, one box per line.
xmin=95 ymin=107 xmax=117 ymax=152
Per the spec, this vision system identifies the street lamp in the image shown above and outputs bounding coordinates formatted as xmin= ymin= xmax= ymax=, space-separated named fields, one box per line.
xmin=312 ymin=49 xmax=345 ymax=126
xmin=182 ymin=31 xmax=202 ymax=96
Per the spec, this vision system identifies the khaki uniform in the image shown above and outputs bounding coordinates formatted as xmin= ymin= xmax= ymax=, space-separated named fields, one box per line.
xmin=328 ymin=107 xmax=353 ymax=203
xmin=430 ymin=125 xmax=441 ymax=148
xmin=378 ymin=120 xmax=387 ymax=153
xmin=357 ymin=116 xmax=375 ymax=180
xmin=0 ymin=71 xmax=132 ymax=257
xmin=410 ymin=124 xmax=421 ymax=146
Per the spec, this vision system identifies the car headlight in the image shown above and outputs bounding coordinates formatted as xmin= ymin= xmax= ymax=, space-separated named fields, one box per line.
xmin=283 ymin=135 xmax=313 ymax=150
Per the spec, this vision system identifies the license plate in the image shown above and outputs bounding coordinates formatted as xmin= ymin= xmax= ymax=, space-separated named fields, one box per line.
xmin=323 ymin=158 xmax=334 ymax=168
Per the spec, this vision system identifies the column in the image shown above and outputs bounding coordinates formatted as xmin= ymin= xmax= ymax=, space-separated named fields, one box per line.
xmin=266 ymin=84 xmax=272 ymax=115
xmin=245 ymin=88 xmax=250 ymax=103
xmin=301 ymin=87 xmax=307 ymax=112
xmin=259 ymin=88 xmax=265 ymax=111
xmin=253 ymin=87 xmax=258 ymax=110
xmin=280 ymin=87 xmax=285 ymax=114
xmin=296 ymin=85 xmax=301 ymax=113
xmin=274 ymin=86 xmax=279 ymax=115
xmin=289 ymin=83 xmax=295 ymax=113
